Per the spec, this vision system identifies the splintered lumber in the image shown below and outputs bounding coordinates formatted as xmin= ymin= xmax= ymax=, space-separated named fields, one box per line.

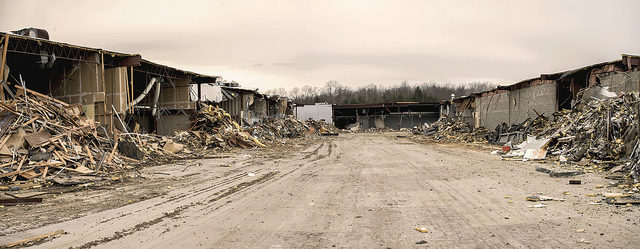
xmin=11 ymin=155 xmax=27 ymax=182
xmin=2 ymin=230 xmax=64 ymax=248
xmin=41 ymin=166 xmax=49 ymax=179
xmin=15 ymin=85 xmax=69 ymax=107
xmin=54 ymin=150 xmax=66 ymax=165
xmin=107 ymin=140 xmax=119 ymax=163
xmin=0 ymin=169 xmax=29 ymax=179
xmin=85 ymin=145 xmax=95 ymax=164
xmin=0 ymin=84 xmax=143 ymax=187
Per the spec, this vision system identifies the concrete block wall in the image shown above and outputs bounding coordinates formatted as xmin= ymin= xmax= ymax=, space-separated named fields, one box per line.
xmin=509 ymin=81 xmax=557 ymax=124
xmin=475 ymin=82 xmax=557 ymax=129
xmin=475 ymin=91 xmax=510 ymax=129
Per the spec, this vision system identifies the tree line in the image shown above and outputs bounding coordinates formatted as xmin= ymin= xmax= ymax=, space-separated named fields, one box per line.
xmin=265 ymin=81 xmax=495 ymax=104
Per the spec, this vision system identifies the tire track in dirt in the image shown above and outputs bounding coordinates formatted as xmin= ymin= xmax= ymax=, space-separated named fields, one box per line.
xmin=381 ymin=137 xmax=569 ymax=248
xmin=79 ymin=141 xmax=335 ymax=248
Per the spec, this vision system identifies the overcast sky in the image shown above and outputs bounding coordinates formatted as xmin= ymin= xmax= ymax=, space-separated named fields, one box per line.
xmin=1 ymin=0 xmax=638 ymax=90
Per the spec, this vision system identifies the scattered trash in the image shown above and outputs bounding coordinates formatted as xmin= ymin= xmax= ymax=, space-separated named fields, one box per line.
xmin=528 ymin=203 xmax=547 ymax=208
xmin=415 ymin=240 xmax=428 ymax=245
xmin=569 ymin=180 xmax=582 ymax=185
xmin=415 ymin=227 xmax=429 ymax=233
xmin=577 ymin=238 xmax=591 ymax=244
xmin=526 ymin=195 xmax=566 ymax=202
xmin=603 ymin=193 xmax=630 ymax=198
xmin=247 ymin=172 xmax=256 ymax=177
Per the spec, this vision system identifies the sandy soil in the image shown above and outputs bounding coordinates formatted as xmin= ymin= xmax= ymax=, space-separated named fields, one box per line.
xmin=0 ymin=133 xmax=638 ymax=248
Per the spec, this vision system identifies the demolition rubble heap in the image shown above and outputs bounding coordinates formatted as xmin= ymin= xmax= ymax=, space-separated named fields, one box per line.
xmin=175 ymin=105 xmax=266 ymax=150
xmin=0 ymin=86 xmax=133 ymax=186
xmin=416 ymin=88 xmax=640 ymax=181
xmin=249 ymin=116 xmax=310 ymax=142
xmin=0 ymin=91 xmax=337 ymax=189
xmin=529 ymin=93 xmax=640 ymax=180
xmin=248 ymin=115 xmax=339 ymax=143
xmin=415 ymin=116 xmax=488 ymax=143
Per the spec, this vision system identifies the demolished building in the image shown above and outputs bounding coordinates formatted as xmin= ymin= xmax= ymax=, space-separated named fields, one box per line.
xmin=200 ymin=83 xmax=292 ymax=125
xmin=0 ymin=31 xmax=220 ymax=136
xmin=332 ymin=102 xmax=441 ymax=129
xmin=453 ymin=54 xmax=640 ymax=130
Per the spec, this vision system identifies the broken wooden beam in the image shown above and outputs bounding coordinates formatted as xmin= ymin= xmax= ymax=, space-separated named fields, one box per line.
xmin=1 ymin=229 xmax=64 ymax=248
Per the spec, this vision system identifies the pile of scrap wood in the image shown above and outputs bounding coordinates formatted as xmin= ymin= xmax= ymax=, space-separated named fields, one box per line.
xmin=416 ymin=116 xmax=488 ymax=143
xmin=182 ymin=105 xmax=265 ymax=149
xmin=532 ymin=93 xmax=640 ymax=174
xmin=0 ymin=86 xmax=136 ymax=186
xmin=248 ymin=116 xmax=310 ymax=142
xmin=500 ymin=90 xmax=640 ymax=183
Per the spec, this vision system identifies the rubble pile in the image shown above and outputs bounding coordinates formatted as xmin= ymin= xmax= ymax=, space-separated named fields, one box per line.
xmin=533 ymin=93 xmax=640 ymax=178
xmin=183 ymin=105 xmax=265 ymax=149
xmin=0 ymin=86 xmax=133 ymax=185
xmin=248 ymin=116 xmax=310 ymax=142
xmin=486 ymin=115 xmax=551 ymax=143
xmin=305 ymin=119 xmax=340 ymax=134
xmin=416 ymin=116 xmax=488 ymax=143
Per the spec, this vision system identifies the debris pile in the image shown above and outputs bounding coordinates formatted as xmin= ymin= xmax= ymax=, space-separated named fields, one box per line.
xmin=415 ymin=116 xmax=488 ymax=143
xmin=529 ymin=93 xmax=640 ymax=179
xmin=0 ymin=86 xmax=132 ymax=186
xmin=181 ymin=105 xmax=265 ymax=149
xmin=248 ymin=116 xmax=310 ymax=142
xmin=305 ymin=119 xmax=340 ymax=135
xmin=486 ymin=114 xmax=551 ymax=144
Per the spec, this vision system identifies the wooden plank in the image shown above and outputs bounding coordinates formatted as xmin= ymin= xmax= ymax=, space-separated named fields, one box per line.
xmin=0 ymin=169 xmax=28 ymax=179
xmin=0 ymin=135 xmax=10 ymax=154
xmin=0 ymin=160 xmax=14 ymax=168
xmin=11 ymin=155 xmax=27 ymax=182
xmin=100 ymin=52 xmax=109 ymax=131
xmin=107 ymin=139 xmax=119 ymax=163
xmin=15 ymin=85 xmax=70 ymax=107
xmin=41 ymin=166 xmax=49 ymax=179
xmin=0 ymin=33 xmax=9 ymax=101
xmin=85 ymin=145 xmax=95 ymax=164
xmin=54 ymin=150 xmax=66 ymax=166
xmin=21 ymin=116 xmax=40 ymax=127
xmin=27 ymin=161 xmax=64 ymax=168
xmin=2 ymin=229 xmax=64 ymax=248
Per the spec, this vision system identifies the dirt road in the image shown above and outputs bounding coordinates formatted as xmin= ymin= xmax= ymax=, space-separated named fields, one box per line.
xmin=1 ymin=133 xmax=638 ymax=248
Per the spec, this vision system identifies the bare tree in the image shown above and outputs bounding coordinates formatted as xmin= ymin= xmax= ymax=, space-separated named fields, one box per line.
xmin=285 ymin=81 xmax=494 ymax=105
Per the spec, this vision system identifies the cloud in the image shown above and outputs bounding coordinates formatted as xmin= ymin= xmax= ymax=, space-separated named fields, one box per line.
xmin=1 ymin=0 xmax=638 ymax=90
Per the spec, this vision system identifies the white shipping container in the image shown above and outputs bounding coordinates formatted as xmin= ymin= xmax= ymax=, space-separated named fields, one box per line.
xmin=295 ymin=103 xmax=333 ymax=125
